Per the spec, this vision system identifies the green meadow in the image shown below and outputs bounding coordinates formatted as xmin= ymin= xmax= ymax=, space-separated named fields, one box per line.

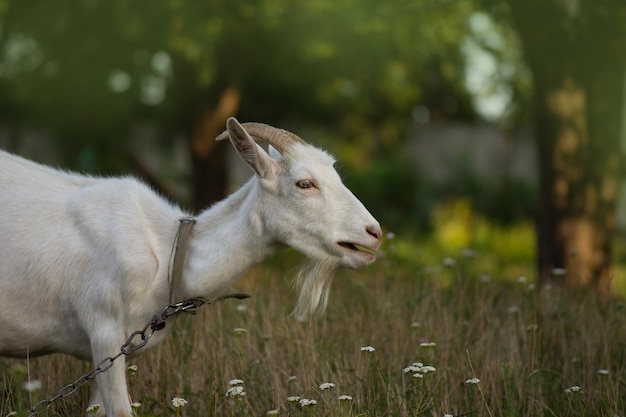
xmin=2 ymin=221 xmax=626 ymax=416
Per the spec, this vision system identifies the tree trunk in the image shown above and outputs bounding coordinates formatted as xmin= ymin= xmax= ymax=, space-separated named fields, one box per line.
xmin=169 ymin=50 xmax=242 ymax=213
xmin=534 ymin=79 xmax=585 ymax=285
xmin=188 ymin=86 xmax=241 ymax=212
xmin=508 ymin=0 xmax=626 ymax=292
xmin=535 ymin=79 xmax=618 ymax=293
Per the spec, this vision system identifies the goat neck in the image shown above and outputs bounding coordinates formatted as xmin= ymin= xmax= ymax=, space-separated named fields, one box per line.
xmin=180 ymin=178 xmax=277 ymax=300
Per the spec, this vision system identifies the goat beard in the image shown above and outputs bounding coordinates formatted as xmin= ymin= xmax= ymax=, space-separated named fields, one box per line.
xmin=291 ymin=259 xmax=337 ymax=322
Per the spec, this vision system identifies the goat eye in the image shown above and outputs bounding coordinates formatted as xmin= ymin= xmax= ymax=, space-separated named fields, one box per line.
xmin=296 ymin=179 xmax=314 ymax=189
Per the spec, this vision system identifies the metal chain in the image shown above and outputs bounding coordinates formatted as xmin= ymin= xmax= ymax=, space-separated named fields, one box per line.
xmin=26 ymin=293 xmax=250 ymax=417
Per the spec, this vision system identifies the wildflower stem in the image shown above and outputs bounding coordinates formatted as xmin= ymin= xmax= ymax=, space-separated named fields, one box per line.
xmin=466 ymin=349 xmax=494 ymax=417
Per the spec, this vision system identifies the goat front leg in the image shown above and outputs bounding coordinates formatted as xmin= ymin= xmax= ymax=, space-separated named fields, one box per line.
xmin=90 ymin=327 xmax=133 ymax=417
xmin=88 ymin=376 xmax=105 ymax=417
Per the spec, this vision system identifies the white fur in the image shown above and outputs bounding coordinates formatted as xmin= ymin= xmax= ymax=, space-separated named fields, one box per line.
xmin=0 ymin=120 xmax=381 ymax=416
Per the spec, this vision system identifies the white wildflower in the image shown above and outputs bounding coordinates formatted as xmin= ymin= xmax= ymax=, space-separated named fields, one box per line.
xmin=23 ymin=379 xmax=42 ymax=392
xmin=171 ymin=397 xmax=188 ymax=408
xmin=288 ymin=375 xmax=297 ymax=382
xmin=127 ymin=364 xmax=138 ymax=377
xmin=598 ymin=369 xmax=609 ymax=375
xmin=420 ymin=341 xmax=437 ymax=348
xmin=229 ymin=379 xmax=244 ymax=386
xmin=338 ymin=395 xmax=353 ymax=401
xmin=517 ymin=276 xmax=528 ymax=284
xmin=361 ymin=345 xmax=375 ymax=352
xmin=443 ymin=257 xmax=456 ymax=266
xmin=565 ymin=385 xmax=582 ymax=394
xmin=233 ymin=328 xmax=247 ymax=335
xmin=410 ymin=322 xmax=421 ymax=329
xmin=403 ymin=364 xmax=422 ymax=373
xmin=413 ymin=373 xmax=424 ymax=379
xmin=299 ymin=398 xmax=317 ymax=407
xmin=131 ymin=402 xmax=141 ymax=410
xmin=508 ymin=306 xmax=520 ymax=314
xmin=86 ymin=405 xmax=101 ymax=415
xmin=465 ymin=377 xmax=480 ymax=385
xmin=226 ymin=386 xmax=246 ymax=398
xmin=404 ymin=362 xmax=435 ymax=375
xmin=287 ymin=396 xmax=301 ymax=402
xmin=236 ymin=303 xmax=247 ymax=312
xmin=463 ymin=248 xmax=478 ymax=257
xmin=319 ymin=382 xmax=335 ymax=390
xmin=266 ymin=409 xmax=280 ymax=416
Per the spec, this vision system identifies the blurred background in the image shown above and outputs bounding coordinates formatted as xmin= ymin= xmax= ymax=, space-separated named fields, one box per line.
xmin=0 ymin=0 xmax=625 ymax=293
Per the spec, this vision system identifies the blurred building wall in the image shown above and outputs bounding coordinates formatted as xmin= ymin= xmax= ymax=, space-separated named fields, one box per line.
xmin=405 ymin=123 xmax=536 ymax=184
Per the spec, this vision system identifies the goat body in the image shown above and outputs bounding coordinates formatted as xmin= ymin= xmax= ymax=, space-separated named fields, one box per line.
xmin=0 ymin=118 xmax=381 ymax=416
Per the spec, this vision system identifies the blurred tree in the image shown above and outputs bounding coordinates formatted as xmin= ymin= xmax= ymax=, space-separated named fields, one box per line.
xmin=487 ymin=0 xmax=626 ymax=291
xmin=0 ymin=1 xmax=168 ymax=169
xmin=0 ymin=0 xmax=476 ymax=212
xmin=249 ymin=0 xmax=476 ymax=161
xmin=0 ymin=0 xmax=232 ymax=209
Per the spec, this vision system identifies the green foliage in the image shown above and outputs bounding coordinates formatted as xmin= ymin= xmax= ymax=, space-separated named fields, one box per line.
xmin=342 ymin=154 xmax=425 ymax=230
xmin=342 ymin=147 xmax=538 ymax=232
xmin=0 ymin=0 xmax=479 ymax=170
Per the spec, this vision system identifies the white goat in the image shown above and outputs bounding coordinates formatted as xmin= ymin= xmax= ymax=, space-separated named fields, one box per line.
xmin=0 ymin=118 xmax=381 ymax=417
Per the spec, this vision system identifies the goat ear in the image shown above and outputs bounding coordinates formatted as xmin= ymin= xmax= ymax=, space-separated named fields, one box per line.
xmin=225 ymin=118 xmax=277 ymax=178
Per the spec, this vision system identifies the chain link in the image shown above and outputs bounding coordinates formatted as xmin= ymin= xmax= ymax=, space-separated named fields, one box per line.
xmin=26 ymin=293 xmax=250 ymax=417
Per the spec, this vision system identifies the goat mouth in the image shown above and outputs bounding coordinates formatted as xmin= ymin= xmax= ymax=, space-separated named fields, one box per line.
xmin=337 ymin=241 xmax=377 ymax=257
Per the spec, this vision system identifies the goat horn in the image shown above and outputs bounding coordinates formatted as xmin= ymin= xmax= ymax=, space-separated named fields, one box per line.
xmin=216 ymin=118 xmax=306 ymax=154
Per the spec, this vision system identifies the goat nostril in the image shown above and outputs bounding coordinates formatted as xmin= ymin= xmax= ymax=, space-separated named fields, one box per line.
xmin=367 ymin=225 xmax=382 ymax=240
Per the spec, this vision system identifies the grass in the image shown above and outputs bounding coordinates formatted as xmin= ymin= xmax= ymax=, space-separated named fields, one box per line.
xmin=2 ymin=231 xmax=626 ymax=417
